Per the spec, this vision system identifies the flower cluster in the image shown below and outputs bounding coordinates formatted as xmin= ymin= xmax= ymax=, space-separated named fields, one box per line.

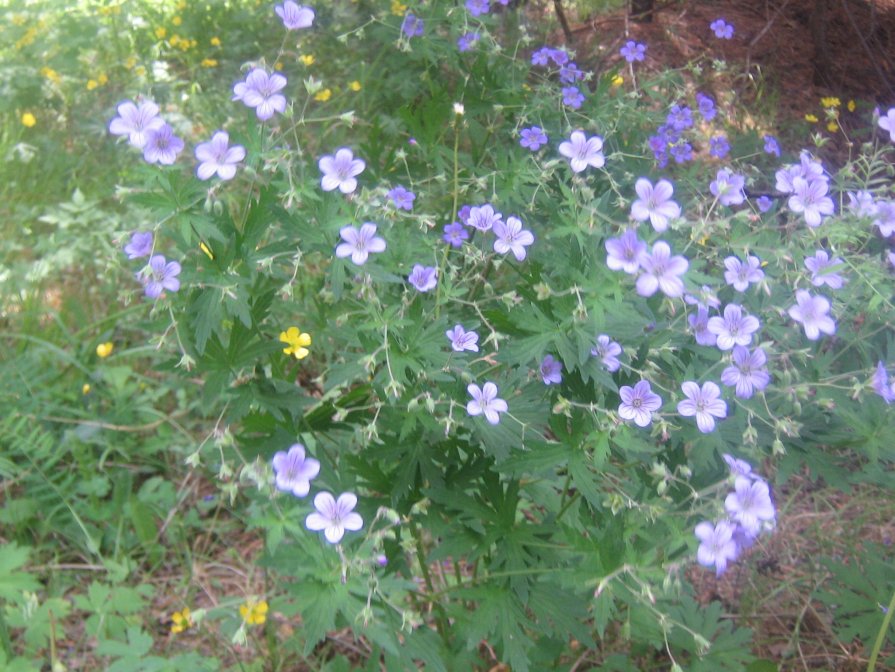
xmin=647 ymin=92 xmax=717 ymax=167
xmin=775 ymin=151 xmax=834 ymax=228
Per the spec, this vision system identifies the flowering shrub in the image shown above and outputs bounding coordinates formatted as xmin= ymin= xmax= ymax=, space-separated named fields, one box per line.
xmin=5 ymin=0 xmax=895 ymax=670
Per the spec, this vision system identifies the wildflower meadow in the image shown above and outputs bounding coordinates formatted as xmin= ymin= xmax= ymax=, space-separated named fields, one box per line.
xmin=2 ymin=0 xmax=894 ymax=670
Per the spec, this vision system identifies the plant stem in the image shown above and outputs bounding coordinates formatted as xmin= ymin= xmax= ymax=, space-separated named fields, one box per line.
xmin=867 ymin=587 xmax=895 ymax=672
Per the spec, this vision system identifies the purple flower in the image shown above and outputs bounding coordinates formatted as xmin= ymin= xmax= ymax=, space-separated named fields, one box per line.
xmin=696 ymin=92 xmax=716 ymax=121
xmin=124 ymin=231 xmax=153 ymax=259
xmin=678 ymin=381 xmax=727 ymax=433
xmin=636 ymin=241 xmax=689 ymax=298
xmin=457 ymin=205 xmax=472 ymax=224
xmin=618 ymin=380 xmax=662 ymax=427
xmin=805 ymin=250 xmax=846 ymax=289
xmin=763 ymin=135 xmax=781 ymax=157
xmin=873 ymin=200 xmax=895 ymax=237
xmin=723 ymin=255 xmax=764 ymax=292
xmin=109 ymin=100 xmax=165 ymax=148
xmin=401 ymin=13 xmax=424 ymax=38
xmin=847 ymin=190 xmax=876 ymax=217
xmin=879 ymin=107 xmax=895 ymax=142
xmin=709 ymin=135 xmax=730 ymax=159
xmin=407 ymin=264 xmax=437 ymax=292
xmin=666 ymin=104 xmax=693 ymax=131
xmin=710 ymin=169 xmax=746 ymax=207
xmin=707 ymin=304 xmax=761 ymax=351
xmin=468 ymin=204 xmax=502 ymax=232
xmin=710 ymin=18 xmax=734 ymax=39
xmin=465 ymin=0 xmax=490 ymax=16
xmin=605 ymin=229 xmax=647 ymax=274
xmin=319 ymin=148 xmax=365 ymax=194
xmin=143 ymin=124 xmax=184 ymax=165
xmin=721 ymin=346 xmax=771 ymax=399
xmin=467 ymin=382 xmax=508 ymax=425
xmin=387 ymin=185 xmax=415 ymax=211
xmin=539 ymin=355 xmax=563 ymax=385
xmin=669 ymin=142 xmax=693 ymax=164
xmin=272 ymin=443 xmax=320 ymax=497
xmin=559 ymin=62 xmax=585 ymax=84
xmin=562 ymin=86 xmax=585 ymax=109
xmin=442 ymin=222 xmax=469 ymax=247
xmin=558 ymin=131 xmax=605 ymax=173
xmin=775 ymin=153 xmax=825 ymax=193
xmin=232 ymin=68 xmax=287 ymax=121
xmin=789 ymin=177 xmax=834 ymax=227
xmin=138 ymin=254 xmax=181 ymax=299
xmin=695 ymin=520 xmax=739 ymax=576
xmin=547 ymin=48 xmax=569 ymax=66
xmin=530 ymin=47 xmax=553 ymax=66
xmin=275 ymin=1 xmax=314 ymax=30
xmin=685 ymin=285 xmax=721 ymax=310
xmin=591 ymin=334 xmax=622 ymax=372
xmin=620 ymin=40 xmax=646 ymax=63
xmin=457 ymin=32 xmax=480 ymax=52
xmin=872 ymin=362 xmax=895 ymax=403
xmin=306 ymin=492 xmax=363 ymax=544
xmin=335 ymin=223 xmax=386 ymax=265
xmin=756 ymin=195 xmax=774 ymax=213
xmin=725 ymin=477 xmax=775 ymax=536
xmin=195 ymin=131 xmax=246 ymax=181
xmin=723 ymin=453 xmax=754 ymax=479
xmin=520 ymin=126 xmax=548 ymax=151
xmin=630 ymin=178 xmax=681 ymax=232
xmin=446 ymin=324 xmax=479 ymax=352
xmin=689 ymin=305 xmax=717 ymax=346
xmin=788 ymin=290 xmax=836 ymax=340
xmin=492 ymin=216 xmax=534 ymax=261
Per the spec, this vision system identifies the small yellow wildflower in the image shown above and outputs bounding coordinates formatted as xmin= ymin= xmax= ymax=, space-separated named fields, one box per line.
xmin=391 ymin=0 xmax=408 ymax=15
xmin=314 ymin=88 xmax=332 ymax=102
xmin=349 ymin=80 xmax=362 ymax=92
xmin=96 ymin=342 xmax=114 ymax=358
xmin=274 ymin=61 xmax=283 ymax=70
xmin=155 ymin=26 xmax=167 ymax=39
xmin=124 ymin=56 xmax=137 ymax=70
xmin=299 ymin=54 xmax=315 ymax=66
xmin=239 ymin=599 xmax=268 ymax=626
xmin=820 ymin=96 xmax=841 ymax=109
xmin=280 ymin=327 xmax=312 ymax=359
xmin=97 ymin=73 xmax=108 ymax=85
xmin=847 ymin=99 xmax=856 ymax=112
xmin=804 ymin=114 xmax=819 ymax=123
xmin=170 ymin=607 xmax=192 ymax=634
xmin=210 ymin=36 xmax=221 ymax=46
xmin=611 ymin=74 xmax=624 ymax=87
xmin=827 ymin=121 xmax=839 ymax=133
xmin=190 ymin=39 xmax=198 ymax=49
xmin=41 ymin=67 xmax=61 ymax=84
xmin=135 ymin=65 xmax=147 ymax=77
xmin=86 ymin=79 xmax=98 ymax=90
xmin=21 ymin=112 xmax=36 ymax=128
xmin=170 ymin=34 xmax=181 ymax=46
xmin=201 ymin=58 xmax=218 ymax=68
xmin=172 ymin=15 xmax=182 ymax=26
xmin=82 ymin=383 xmax=91 ymax=395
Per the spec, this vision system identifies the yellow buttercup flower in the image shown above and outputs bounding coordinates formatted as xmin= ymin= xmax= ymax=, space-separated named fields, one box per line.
xmin=820 ymin=96 xmax=841 ymax=109
xmin=210 ymin=36 xmax=221 ymax=46
xmin=21 ymin=112 xmax=36 ymax=127
xmin=170 ymin=34 xmax=181 ymax=46
xmin=299 ymin=54 xmax=315 ymax=66
xmin=124 ymin=56 xmax=137 ymax=70
xmin=170 ymin=607 xmax=192 ymax=634
xmin=314 ymin=88 xmax=332 ymax=102
xmin=97 ymin=73 xmax=108 ymax=85
xmin=391 ymin=0 xmax=408 ymax=15
xmin=239 ymin=599 xmax=268 ymax=626
xmin=280 ymin=327 xmax=311 ymax=359
xmin=611 ymin=74 xmax=624 ymax=87
xmin=172 ymin=15 xmax=182 ymax=26
xmin=41 ymin=67 xmax=61 ymax=83
xmin=96 ymin=342 xmax=114 ymax=358
xmin=827 ymin=121 xmax=838 ymax=132
xmin=82 ymin=383 xmax=91 ymax=395
xmin=804 ymin=114 xmax=818 ymax=123
xmin=86 ymin=79 xmax=98 ymax=90
xmin=155 ymin=26 xmax=166 ymax=39
xmin=349 ymin=80 xmax=362 ymax=92
xmin=201 ymin=58 xmax=218 ymax=68
xmin=847 ymin=99 xmax=856 ymax=112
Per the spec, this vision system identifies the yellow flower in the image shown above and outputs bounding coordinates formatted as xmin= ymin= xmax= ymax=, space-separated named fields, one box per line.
xmin=826 ymin=121 xmax=839 ymax=132
xmin=349 ymin=80 xmax=362 ymax=92
xmin=21 ymin=112 xmax=36 ymax=127
xmin=210 ymin=36 xmax=221 ymax=46
xmin=172 ymin=15 xmax=182 ymax=26
xmin=86 ymin=79 xmax=98 ymax=90
xmin=124 ymin=56 xmax=137 ymax=69
xmin=41 ymin=67 xmax=61 ymax=83
xmin=280 ymin=327 xmax=312 ymax=359
xmin=804 ymin=114 xmax=819 ymax=123
xmin=820 ymin=96 xmax=841 ymax=109
xmin=135 ymin=65 xmax=147 ymax=77
xmin=82 ymin=383 xmax=91 ymax=395
xmin=314 ymin=88 xmax=332 ymax=102
xmin=97 ymin=73 xmax=108 ymax=85
xmin=155 ymin=26 xmax=167 ymax=39
xmin=171 ymin=607 xmax=192 ymax=634
xmin=239 ymin=599 xmax=268 ymax=626
xmin=96 ymin=342 xmax=114 ymax=358
xmin=391 ymin=0 xmax=408 ymax=15
xmin=299 ymin=54 xmax=315 ymax=66
xmin=847 ymin=99 xmax=856 ymax=112
xmin=190 ymin=39 xmax=198 ymax=48
xmin=170 ymin=34 xmax=181 ymax=46
xmin=201 ymin=58 xmax=218 ymax=68
xmin=611 ymin=74 xmax=624 ymax=87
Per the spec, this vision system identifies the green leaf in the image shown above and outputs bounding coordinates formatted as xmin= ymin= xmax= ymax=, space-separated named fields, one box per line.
xmin=0 ymin=543 xmax=38 ymax=600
